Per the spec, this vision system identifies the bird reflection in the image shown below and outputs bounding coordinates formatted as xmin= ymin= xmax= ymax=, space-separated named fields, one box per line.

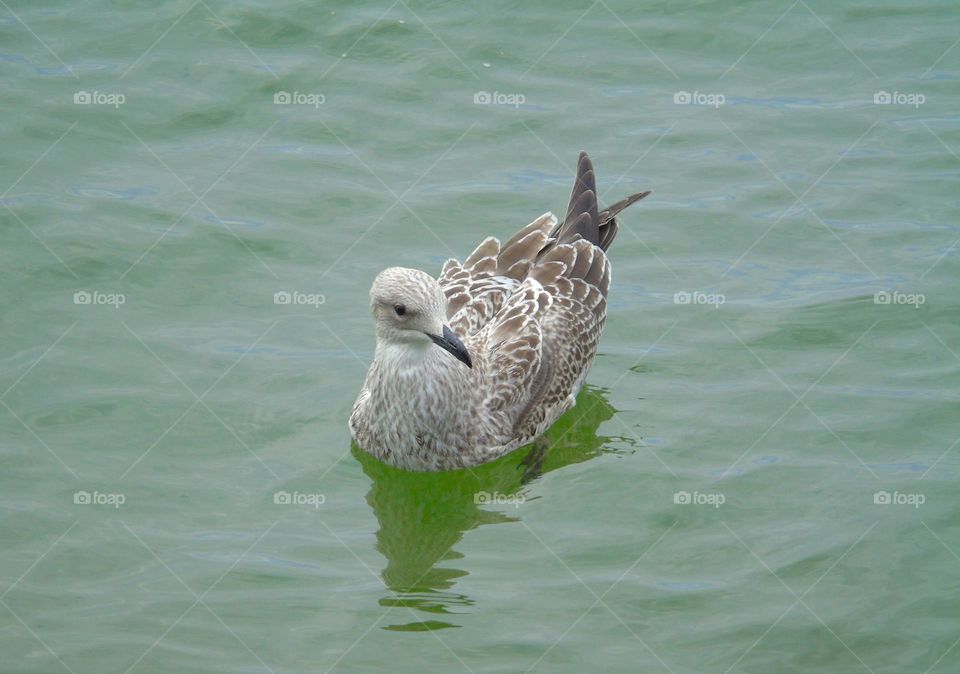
xmin=351 ymin=385 xmax=620 ymax=631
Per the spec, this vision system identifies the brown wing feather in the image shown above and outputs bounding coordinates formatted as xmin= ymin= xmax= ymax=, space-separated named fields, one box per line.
xmin=482 ymin=280 xmax=549 ymax=415
xmin=439 ymin=213 xmax=557 ymax=335
xmin=521 ymin=240 xmax=609 ymax=429
xmin=437 ymin=151 xmax=650 ymax=445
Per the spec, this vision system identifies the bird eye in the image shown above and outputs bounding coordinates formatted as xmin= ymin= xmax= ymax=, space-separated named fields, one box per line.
xmin=394 ymin=304 xmax=406 ymax=316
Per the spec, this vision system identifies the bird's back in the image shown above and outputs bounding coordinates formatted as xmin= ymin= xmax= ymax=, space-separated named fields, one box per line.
xmin=438 ymin=152 xmax=650 ymax=452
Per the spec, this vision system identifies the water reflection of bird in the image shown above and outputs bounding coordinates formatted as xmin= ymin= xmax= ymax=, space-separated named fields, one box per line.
xmin=352 ymin=385 xmax=621 ymax=631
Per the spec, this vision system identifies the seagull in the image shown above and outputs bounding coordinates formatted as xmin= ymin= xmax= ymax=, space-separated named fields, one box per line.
xmin=350 ymin=152 xmax=650 ymax=471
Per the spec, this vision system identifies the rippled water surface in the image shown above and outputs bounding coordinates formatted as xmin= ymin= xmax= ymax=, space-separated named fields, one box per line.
xmin=2 ymin=1 xmax=959 ymax=672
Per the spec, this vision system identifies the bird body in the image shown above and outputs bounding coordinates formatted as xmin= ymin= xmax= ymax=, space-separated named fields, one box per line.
xmin=350 ymin=153 xmax=649 ymax=471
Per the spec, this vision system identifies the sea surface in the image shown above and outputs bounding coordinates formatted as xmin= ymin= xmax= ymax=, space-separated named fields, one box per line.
xmin=1 ymin=1 xmax=958 ymax=672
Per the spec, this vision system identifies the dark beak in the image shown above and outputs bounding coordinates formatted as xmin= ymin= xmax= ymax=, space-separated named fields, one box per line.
xmin=427 ymin=325 xmax=472 ymax=368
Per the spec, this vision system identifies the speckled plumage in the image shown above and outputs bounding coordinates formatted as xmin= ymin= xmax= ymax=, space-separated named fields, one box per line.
xmin=350 ymin=152 xmax=650 ymax=471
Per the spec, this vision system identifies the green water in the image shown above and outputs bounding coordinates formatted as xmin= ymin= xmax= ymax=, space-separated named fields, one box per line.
xmin=2 ymin=1 xmax=959 ymax=672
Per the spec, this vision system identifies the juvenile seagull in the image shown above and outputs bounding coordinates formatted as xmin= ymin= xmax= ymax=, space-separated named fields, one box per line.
xmin=350 ymin=152 xmax=650 ymax=471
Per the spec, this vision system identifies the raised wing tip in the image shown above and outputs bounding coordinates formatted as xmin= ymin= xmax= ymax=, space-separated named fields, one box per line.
xmin=561 ymin=153 xmax=601 ymax=246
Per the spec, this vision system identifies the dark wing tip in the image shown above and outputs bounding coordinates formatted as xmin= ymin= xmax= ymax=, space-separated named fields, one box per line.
xmin=550 ymin=154 xmax=651 ymax=254
xmin=598 ymin=190 xmax=652 ymax=225
xmin=596 ymin=189 xmax=652 ymax=251
xmin=560 ymin=152 xmax=600 ymax=245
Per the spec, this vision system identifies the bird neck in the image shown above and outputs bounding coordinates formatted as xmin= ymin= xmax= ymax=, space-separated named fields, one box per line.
xmin=373 ymin=339 xmax=435 ymax=373
xmin=368 ymin=341 xmax=474 ymax=428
